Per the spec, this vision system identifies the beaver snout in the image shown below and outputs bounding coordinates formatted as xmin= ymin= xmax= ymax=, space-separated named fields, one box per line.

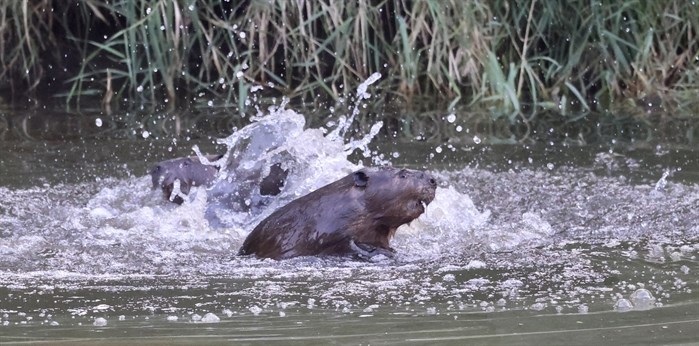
xmin=415 ymin=172 xmax=437 ymax=207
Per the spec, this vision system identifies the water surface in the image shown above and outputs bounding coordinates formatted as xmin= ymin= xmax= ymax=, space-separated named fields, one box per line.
xmin=1 ymin=105 xmax=697 ymax=345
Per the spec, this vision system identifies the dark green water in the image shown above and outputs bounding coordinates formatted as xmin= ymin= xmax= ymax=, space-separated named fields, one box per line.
xmin=0 ymin=107 xmax=697 ymax=345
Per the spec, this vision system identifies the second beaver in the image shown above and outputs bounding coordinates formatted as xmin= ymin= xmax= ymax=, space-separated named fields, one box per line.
xmin=150 ymin=155 xmax=288 ymax=209
xmin=150 ymin=155 xmax=222 ymax=204
xmin=238 ymin=167 xmax=437 ymax=260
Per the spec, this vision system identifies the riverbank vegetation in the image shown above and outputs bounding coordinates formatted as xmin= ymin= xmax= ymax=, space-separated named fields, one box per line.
xmin=1 ymin=0 xmax=698 ymax=128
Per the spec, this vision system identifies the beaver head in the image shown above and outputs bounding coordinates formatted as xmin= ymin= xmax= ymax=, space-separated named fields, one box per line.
xmin=356 ymin=167 xmax=436 ymax=226
xmin=150 ymin=156 xmax=220 ymax=204
xmin=352 ymin=167 xmax=437 ymax=240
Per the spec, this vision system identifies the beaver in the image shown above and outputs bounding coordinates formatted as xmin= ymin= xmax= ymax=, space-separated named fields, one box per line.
xmin=238 ymin=167 xmax=437 ymax=260
xmin=150 ymin=155 xmax=222 ymax=204
xmin=150 ymin=115 xmax=300 ymax=210
xmin=150 ymin=155 xmax=288 ymax=207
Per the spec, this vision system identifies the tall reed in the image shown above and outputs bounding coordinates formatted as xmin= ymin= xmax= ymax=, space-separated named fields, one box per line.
xmin=1 ymin=0 xmax=697 ymax=121
xmin=0 ymin=0 xmax=55 ymax=91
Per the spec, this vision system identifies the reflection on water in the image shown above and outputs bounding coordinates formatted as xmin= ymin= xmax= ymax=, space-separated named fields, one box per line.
xmin=0 ymin=103 xmax=698 ymax=344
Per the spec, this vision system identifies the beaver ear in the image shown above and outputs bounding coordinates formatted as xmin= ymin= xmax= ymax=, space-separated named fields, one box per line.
xmin=353 ymin=171 xmax=369 ymax=187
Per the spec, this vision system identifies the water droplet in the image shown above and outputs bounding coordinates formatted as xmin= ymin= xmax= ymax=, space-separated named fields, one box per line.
xmin=530 ymin=302 xmax=546 ymax=311
xmin=248 ymin=306 xmax=262 ymax=315
xmin=201 ymin=313 xmax=220 ymax=323
xmin=630 ymin=288 xmax=655 ymax=305
xmin=614 ymin=298 xmax=633 ymax=311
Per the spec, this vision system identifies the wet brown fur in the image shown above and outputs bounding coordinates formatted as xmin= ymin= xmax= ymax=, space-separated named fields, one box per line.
xmin=238 ymin=167 xmax=437 ymax=260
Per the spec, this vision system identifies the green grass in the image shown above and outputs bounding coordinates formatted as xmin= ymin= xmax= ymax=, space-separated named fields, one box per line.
xmin=1 ymin=0 xmax=698 ymax=124
xmin=0 ymin=0 xmax=53 ymax=90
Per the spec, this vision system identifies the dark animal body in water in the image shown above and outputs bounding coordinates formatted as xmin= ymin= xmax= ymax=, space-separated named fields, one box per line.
xmin=238 ymin=167 xmax=437 ymax=260
xmin=150 ymin=155 xmax=288 ymax=209
xmin=149 ymin=119 xmax=295 ymax=215
xmin=150 ymin=155 xmax=222 ymax=204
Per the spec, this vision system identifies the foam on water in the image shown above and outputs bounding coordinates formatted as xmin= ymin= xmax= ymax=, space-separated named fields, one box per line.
xmin=394 ymin=186 xmax=490 ymax=260
xmin=0 ymin=74 xmax=423 ymax=276
xmin=1 ymin=117 xmax=697 ymax=279
xmin=1 ymin=76 xmax=698 ymax=326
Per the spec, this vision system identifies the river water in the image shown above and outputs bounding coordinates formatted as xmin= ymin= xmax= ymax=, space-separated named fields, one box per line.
xmin=0 ymin=97 xmax=698 ymax=345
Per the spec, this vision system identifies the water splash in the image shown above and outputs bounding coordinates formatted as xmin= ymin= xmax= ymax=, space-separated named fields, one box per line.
xmin=654 ymin=168 xmax=671 ymax=191
xmin=328 ymin=72 xmax=382 ymax=141
xmin=395 ymin=186 xmax=490 ymax=259
xmin=1 ymin=75 xmax=699 ymax=326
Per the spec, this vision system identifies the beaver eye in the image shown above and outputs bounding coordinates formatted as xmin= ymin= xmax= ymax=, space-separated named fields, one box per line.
xmin=399 ymin=169 xmax=408 ymax=179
